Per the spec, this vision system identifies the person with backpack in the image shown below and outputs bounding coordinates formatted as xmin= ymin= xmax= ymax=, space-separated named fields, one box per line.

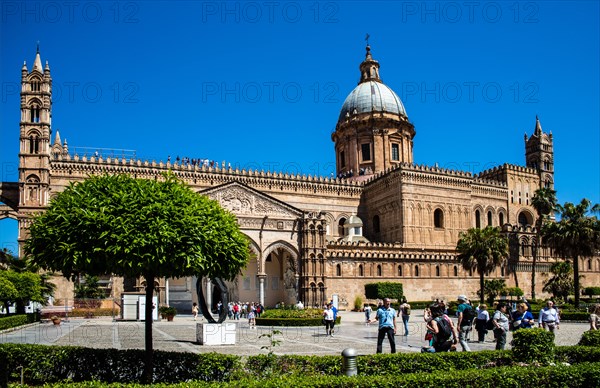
xmin=425 ymin=302 xmax=458 ymax=352
xmin=456 ymin=295 xmax=475 ymax=351
xmin=398 ymin=297 xmax=411 ymax=336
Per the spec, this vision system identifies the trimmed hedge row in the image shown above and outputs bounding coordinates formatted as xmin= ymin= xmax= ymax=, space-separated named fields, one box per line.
xmin=2 ymin=343 xmax=600 ymax=385
xmin=28 ymin=362 xmax=600 ymax=387
xmin=68 ymin=308 xmax=119 ymax=318
xmin=0 ymin=313 xmax=39 ymax=331
xmin=256 ymin=317 xmax=341 ymax=327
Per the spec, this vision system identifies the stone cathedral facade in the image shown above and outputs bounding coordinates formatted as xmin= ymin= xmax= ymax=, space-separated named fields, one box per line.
xmin=2 ymin=46 xmax=599 ymax=311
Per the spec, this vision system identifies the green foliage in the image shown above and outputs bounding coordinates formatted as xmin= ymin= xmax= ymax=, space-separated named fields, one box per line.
xmin=256 ymin=316 xmax=340 ymax=327
xmin=259 ymin=329 xmax=282 ymax=356
xmin=578 ymin=330 xmax=600 ymax=347
xmin=25 ymin=173 xmax=250 ymax=282
xmin=506 ymin=287 xmax=524 ymax=297
xmin=456 ymin=227 xmax=509 ymax=303
xmin=543 ymin=261 xmax=575 ymax=302
xmin=584 ymin=287 xmax=600 ymax=297
xmin=480 ymin=279 xmax=507 ymax=304
xmin=158 ymin=306 xmax=177 ymax=317
xmin=0 ymin=314 xmax=29 ymax=330
xmin=261 ymin=307 xmax=323 ymax=319
xmin=542 ymin=198 xmax=600 ymax=307
xmin=0 ymin=270 xmax=43 ymax=313
xmin=364 ymin=282 xmax=403 ymax=300
xmin=353 ymin=295 xmax=363 ymax=311
xmin=511 ymin=328 xmax=555 ymax=364
xmin=74 ymin=275 xmax=105 ymax=299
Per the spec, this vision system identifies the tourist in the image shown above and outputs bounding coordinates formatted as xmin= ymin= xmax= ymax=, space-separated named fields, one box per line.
xmin=368 ymin=297 xmax=397 ymax=353
xmin=364 ymin=303 xmax=372 ymax=325
xmin=475 ymin=304 xmax=490 ymax=343
xmin=423 ymin=302 xmax=458 ymax=353
xmin=192 ymin=302 xmax=199 ymax=320
xmin=538 ymin=300 xmax=560 ymax=332
xmin=398 ymin=297 xmax=411 ymax=336
xmin=323 ymin=303 xmax=335 ymax=336
xmin=588 ymin=304 xmax=600 ymax=330
xmin=456 ymin=295 xmax=475 ymax=351
xmin=492 ymin=302 xmax=510 ymax=350
xmin=511 ymin=302 xmax=534 ymax=331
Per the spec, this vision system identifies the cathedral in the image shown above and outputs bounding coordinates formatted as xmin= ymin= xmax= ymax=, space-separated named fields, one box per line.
xmin=2 ymin=46 xmax=599 ymax=311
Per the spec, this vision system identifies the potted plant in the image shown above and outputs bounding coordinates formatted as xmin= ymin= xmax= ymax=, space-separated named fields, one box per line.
xmin=51 ymin=315 xmax=61 ymax=325
xmin=158 ymin=306 xmax=177 ymax=321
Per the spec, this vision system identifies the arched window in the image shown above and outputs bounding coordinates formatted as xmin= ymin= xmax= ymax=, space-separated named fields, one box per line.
xmin=336 ymin=264 xmax=341 ymax=276
xmin=414 ymin=265 xmax=419 ymax=277
xmin=338 ymin=218 xmax=346 ymax=237
xmin=588 ymin=260 xmax=592 ymax=271
xmin=434 ymin=209 xmax=444 ymax=228
xmin=373 ymin=215 xmax=380 ymax=233
xmin=435 ymin=266 xmax=440 ymax=277
xmin=475 ymin=210 xmax=481 ymax=229
xmin=377 ymin=265 xmax=382 ymax=276
xmin=453 ymin=266 xmax=458 ymax=276
xmin=501 ymin=266 xmax=505 ymax=277
xmin=518 ymin=212 xmax=530 ymax=227
xmin=398 ymin=265 xmax=403 ymax=276
xmin=487 ymin=211 xmax=493 ymax=226
xmin=499 ymin=213 xmax=504 ymax=226
xmin=358 ymin=265 xmax=364 ymax=277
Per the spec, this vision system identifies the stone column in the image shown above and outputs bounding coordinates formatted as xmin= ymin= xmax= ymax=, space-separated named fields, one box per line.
xmin=206 ymin=279 xmax=212 ymax=311
xmin=258 ymin=275 xmax=266 ymax=305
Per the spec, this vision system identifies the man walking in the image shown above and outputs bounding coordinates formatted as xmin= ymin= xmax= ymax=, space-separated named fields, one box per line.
xmin=456 ymin=295 xmax=474 ymax=351
xmin=538 ymin=300 xmax=560 ymax=332
xmin=369 ymin=297 xmax=397 ymax=353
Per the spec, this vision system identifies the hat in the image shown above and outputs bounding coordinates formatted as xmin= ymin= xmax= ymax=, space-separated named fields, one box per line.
xmin=457 ymin=295 xmax=468 ymax=302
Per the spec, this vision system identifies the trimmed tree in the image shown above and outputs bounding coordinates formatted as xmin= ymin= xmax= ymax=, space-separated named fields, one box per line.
xmin=530 ymin=188 xmax=557 ymax=300
xmin=456 ymin=226 xmax=509 ymax=304
xmin=24 ymin=173 xmax=250 ymax=383
xmin=542 ymin=261 xmax=574 ymax=303
xmin=364 ymin=282 xmax=403 ymax=301
xmin=542 ymin=199 xmax=600 ymax=307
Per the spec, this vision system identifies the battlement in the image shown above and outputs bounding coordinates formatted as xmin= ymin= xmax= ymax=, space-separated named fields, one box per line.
xmin=478 ymin=163 xmax=538 ymax=178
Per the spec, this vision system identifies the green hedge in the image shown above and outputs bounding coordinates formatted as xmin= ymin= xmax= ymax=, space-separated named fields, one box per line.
xmin=29 ymin=362 xmax=600 ymax=387
xmin=3 ymin=343 xmax=600 ymax=386
xmin=365 ymin=282 xmax=403 ymax=300
xmin=0 ymin=313 xmax=39 ymax=331
xmin=256 ymin=317 xmax=341 ymax=327
xmin=578 ymin=330 xmax=600 ymax=347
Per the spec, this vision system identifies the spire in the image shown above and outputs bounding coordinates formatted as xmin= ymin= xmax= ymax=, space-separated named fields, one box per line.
xmin=33 ymin=43 xmax=43 ymax=72
xmin=22 ymin=61 xmax=28 ymax=72
xmin=534 ymin=115 xmax=542 ymax=136
xmin=359 ymin=44 xmax=381 ymax=84
xmin=54 ymin=130 xmax=61 ymax=145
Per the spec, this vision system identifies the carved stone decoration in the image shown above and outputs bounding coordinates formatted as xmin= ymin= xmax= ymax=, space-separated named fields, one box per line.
xmin=203 ymin=182 xmax=303 ymax=219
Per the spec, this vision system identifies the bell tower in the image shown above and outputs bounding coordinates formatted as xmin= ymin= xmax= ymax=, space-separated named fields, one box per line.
xmin=19 ymin=45 xmax=52 ymax=211
xmin=524 ymin=116 xmax=554 ymax=189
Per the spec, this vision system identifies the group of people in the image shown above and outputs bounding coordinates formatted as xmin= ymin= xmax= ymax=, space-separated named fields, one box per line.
xmin=191 ymin=301 xmax=264 ymax=327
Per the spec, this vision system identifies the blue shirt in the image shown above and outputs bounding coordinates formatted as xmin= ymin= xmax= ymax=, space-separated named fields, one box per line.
xmin=376 ymin=307 xmax=396 ymax=329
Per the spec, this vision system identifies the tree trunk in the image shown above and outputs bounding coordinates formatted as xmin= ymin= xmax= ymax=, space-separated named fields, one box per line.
xmin=531 ymin=241 xmax=538 ymax=300
xmin=573 ymin=255 xmax=580 ymax=308
xmin=480 ymin=273 xmax=485 ymax=304
xmin=143 ymin=273 xmax=155 ymax=384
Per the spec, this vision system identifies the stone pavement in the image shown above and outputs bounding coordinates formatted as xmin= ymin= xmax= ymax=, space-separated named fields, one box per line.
xmin=0 ymin=311 xmax=589 ymax=356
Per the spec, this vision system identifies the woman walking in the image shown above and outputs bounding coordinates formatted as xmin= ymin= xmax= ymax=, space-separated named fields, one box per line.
xmin=492 ymin=302 xmax=510 ymax=350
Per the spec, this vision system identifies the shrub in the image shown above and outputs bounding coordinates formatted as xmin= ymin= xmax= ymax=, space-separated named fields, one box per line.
xmin=364 ymin=282 xmax=403 ymax=301
xmin=0 ymin=314 xmax=29 ymax=330
xmin=353 ymin=295 xmax=363 ymax=311
xmin=511 ymin=328 xmax=555 ymax=364
xmin=578 ymin=330 xmax=600 ymax=347
xmin=584 ymin=287 xmax=600 ymax=297
xmin=69 ymin=308 xmax=118 ymax=318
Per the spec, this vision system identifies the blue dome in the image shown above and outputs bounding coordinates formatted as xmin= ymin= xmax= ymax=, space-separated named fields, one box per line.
xmin=338 ymin=81 xmax=407 ymax=123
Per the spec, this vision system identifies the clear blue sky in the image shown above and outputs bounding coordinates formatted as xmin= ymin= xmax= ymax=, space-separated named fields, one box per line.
xmin=1 ymin=1 xmax=599 ymax=256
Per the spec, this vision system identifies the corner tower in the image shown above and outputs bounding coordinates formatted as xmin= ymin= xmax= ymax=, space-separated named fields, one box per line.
xmin=19 ymin=46 xmax=52 ymax=211
xmin=524 ymin=116 xmax=554 ymax=189
xmin=332 ymin=45 xmax=415 ymax=180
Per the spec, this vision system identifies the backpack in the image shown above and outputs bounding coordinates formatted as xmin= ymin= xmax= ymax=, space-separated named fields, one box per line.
xmin=434 ymin=316 xmax=452 ymax=343
xmin=485 ymin=318 xmax=495 ymax=331
xmin=461 ymin=306 xmax=476 ymax=325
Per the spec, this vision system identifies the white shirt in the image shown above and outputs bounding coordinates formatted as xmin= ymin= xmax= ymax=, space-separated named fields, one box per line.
xmin=477 ymin=310 xmax=490 ymax=321
xmin=323 ymin=309 xmax=334 ymax=321
xmin=539 ymin=307 xmax=560 ymax=324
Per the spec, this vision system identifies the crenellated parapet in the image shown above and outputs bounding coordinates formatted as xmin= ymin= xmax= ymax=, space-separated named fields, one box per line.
xmin=326 ymin=240 xmax=457 ymax=262
xmin=366 ymin=162 xmax=474 ymax=189
xmin=478 ymin=163 xmax=538 ymax=179
xmin=49 ymin=153 xmax=364 ymax=197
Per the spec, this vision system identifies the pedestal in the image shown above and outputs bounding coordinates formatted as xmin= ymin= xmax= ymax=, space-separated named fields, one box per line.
xmin=196 ymin=323 xmax=237 ymax=345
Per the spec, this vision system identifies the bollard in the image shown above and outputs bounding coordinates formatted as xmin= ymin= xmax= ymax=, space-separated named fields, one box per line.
xmin=341 ymin=348 xmax=357 ymax=376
